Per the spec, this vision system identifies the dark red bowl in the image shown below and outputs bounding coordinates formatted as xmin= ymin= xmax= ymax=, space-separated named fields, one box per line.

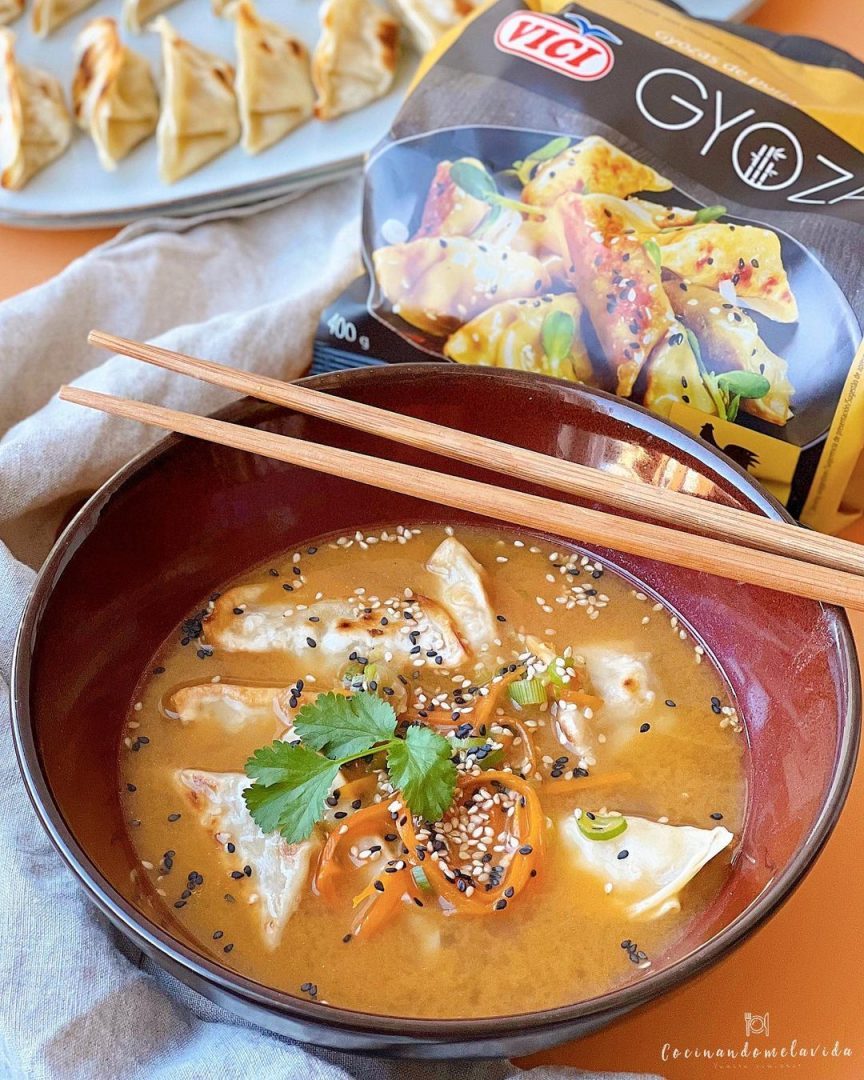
xmin=11 ymin=364 xmax=860 ymax=1057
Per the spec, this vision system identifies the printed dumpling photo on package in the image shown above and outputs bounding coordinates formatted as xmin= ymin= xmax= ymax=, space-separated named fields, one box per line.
xmin=371 ymin=133 xmax=797 ymax=430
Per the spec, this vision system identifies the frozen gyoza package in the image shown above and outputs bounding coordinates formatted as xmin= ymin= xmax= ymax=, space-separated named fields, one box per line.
xmin=314 ymin=0 xmax=864 ymax=533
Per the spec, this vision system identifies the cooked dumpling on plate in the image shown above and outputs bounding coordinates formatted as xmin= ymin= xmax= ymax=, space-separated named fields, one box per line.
xmin=153 ymin=16 xmax=240 ymax=183
xmin=72 ymin=18 xmax=159 ymax=170
xmin=123 ymin=0 xmax=179 ymax=34
xmin=373 ymin=235 xmax=551 ymax=336
xmin=655 ymin=221 xmax=798 ymax=323
xmin=205 ymin=587 xmax=469 ymax=668
xmin=561 ymin=194 xmax=676 ymax=396
xmin=0 ymin=29 xmax=72 ymax=190
xmin=388 ymin=0 xmax=478 ymax=54
xmin=522 ymin=134 xmax=672 ymax=208
xmin=444 ymin=293 xmax=594 ymax=384
xmin=0 ymin=0 xmax=23 ymax=26
xmin=425 ymin=537 xmax=497 ymax=656
xmin=414 ymin=158 xmax=491 ymax=239
xmin=666 ymin=279 xmax=794 ymax=425
xmin=32 ymin=0 xmax=97 ymax=36
xmin=176 ymin=769 xmax=319 ymax=948
xmin=232 ymin=0 xmax=314 ymax=154
xmin=311 ymin=0 xmax=399 ymax=121
xmin=642 ymin=322 xmax=718 ymax=418
xmin=562 ymin=810 xmax=733 ymax=920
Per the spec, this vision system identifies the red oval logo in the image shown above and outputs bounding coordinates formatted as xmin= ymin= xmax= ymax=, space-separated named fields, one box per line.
xmin=494 ymin=12 xmax=615 ymax=82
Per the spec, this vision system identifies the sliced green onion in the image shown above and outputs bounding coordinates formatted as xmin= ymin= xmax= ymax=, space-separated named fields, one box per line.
xmin=508 ymin=678 xmax=548 ymax=707
xmin=411 ymin=865 xmax=432 ymax=891
xmin=577 ymin=812 xmax=628 ymax=842
xmin=341 ymin=662 xmax=365 ymax=691
xmin=544 ymin=657 xmax=571 ymax=688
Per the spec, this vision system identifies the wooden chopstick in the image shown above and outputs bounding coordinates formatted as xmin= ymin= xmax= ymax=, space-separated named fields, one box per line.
xmin=86 ymin=329 xmax=864 ymax=578
xmin=58 ymin=384 xmax=864 ymax=612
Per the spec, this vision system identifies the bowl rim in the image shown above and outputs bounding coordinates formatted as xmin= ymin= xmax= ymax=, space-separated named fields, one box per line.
xmin=10 ymin=363 xmax=861 ymax=1040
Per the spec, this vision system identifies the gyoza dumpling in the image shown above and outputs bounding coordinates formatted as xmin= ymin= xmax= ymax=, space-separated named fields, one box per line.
xmin=625 ymin=196 xmax=710 ymax=230
xmin=561 ymin=194 xmax=676 ymax=396
xmin=72 ymin=18 xmax=158 ymax=170
xmin=580 ymin=646 xmax=656 ymax=720
xmin=0 ymin=29 xmax=71 ymax=190
xmin=168 ymin=683 xmax=294 ymax=731
xmin=123 ymin=0 xmax=179 ymax=34
xmin=232 ymin=0 xmax=314 ymax=154
xmin=176 ymin=769 xmax=318 ymax=947
xmin=414 ymin=158 xmax=491 ymax=239
xmin=154 ymin=17 xmax=240 ymax=183
xmin=522 ymin=135 xmax=671 ymax=208
xmin=444 ymin=293 xmax=595 ymax=384
xmin=205 ymin=588 xmax=469 ymax=668
xmin=0 ymin=0 xmax=23 ymax=26
xmin=562 ymin=810 xmax=733 ymax=919
xmin=426 ymin=537 xmax=497 ymax=655
xmin=388 ymin=0 xmax=478 ymax=53
xmin=32 ymin=0 xmax=97 ymax=36
xmin=666 ymin=280 xmax=794 ymax=426
xmin=642 ymin=323 xmax=718 ymax=418
xmin=655 ymin=222 xmax=797 ymax=323
xmin=373 ymin=235 xmax=551 ymax=336
xmin=311 ymin=0 xmax=399 ymax=121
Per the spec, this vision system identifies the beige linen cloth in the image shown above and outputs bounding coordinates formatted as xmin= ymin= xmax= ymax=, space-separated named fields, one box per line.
xmin=0 ymin=177 xmax=664 ymax=1080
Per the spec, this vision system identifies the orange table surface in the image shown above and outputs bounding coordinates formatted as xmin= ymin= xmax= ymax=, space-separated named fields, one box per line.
xmin=0 ymin=3 xmax=862 ymax=1077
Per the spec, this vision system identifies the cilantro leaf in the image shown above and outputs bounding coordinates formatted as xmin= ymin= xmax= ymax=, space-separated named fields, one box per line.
xmin=294 ymin=691 xmax=397 ymax=759
xmin=243 ymin=742 xmax=340 ymax=843
xmin=387 ymin=725 xmax=457 ymax=822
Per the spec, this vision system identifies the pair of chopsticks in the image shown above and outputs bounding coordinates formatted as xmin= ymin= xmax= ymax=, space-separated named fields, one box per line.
xmin=59 ymin=330 xmax=864 ymax=612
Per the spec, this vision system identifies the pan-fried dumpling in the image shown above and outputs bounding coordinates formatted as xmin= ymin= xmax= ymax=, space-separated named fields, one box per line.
xmin=32 ymin=0 xmax=97 ymax=36
xmin=414 ymin=158 xmax=490 ymax=239
xmin=154 ymin=17 xmax=239 ymax=183
xmin=666 ymin=280 xmax=794 ymax=426
xmin=0 ymin=0 xmax=23 ymax=26
xmin=642 ymin=323 xmax=717 ymax=418
xmin=205 ymin=587 xmax=469 ymax=668
xmin=123 ymin=0 xmax=179 ymax=34
xmin=625 ymin=197 xmax=710 ymax=230
xmin=561 ymin=194 xmax=676 ymax=396
xmin=388 ymin=0 xmax=477 ymax=53
xmin=72 ymin=18 xmax=158 ymax=170
xmin=176 ymin=769 xmax=318 ymax=947
xmin=232 ymin=0 xmax=314 ymax=154
xmin=425 ymin=537 xmax=497 ymax=655
xmin=654 ymin=222 xmax=797 ymax=323
xmin=374 ymin=236 xmax=551 ymax=336
xmin=0 ymin=30 xmax=71 ymax=190
xmin=563 ymin=810 xmax=733 ymax=920
xmin=311 ymin=0 xmax=399 ymax=121
xmin=522 ymin=135 xmax=671 ymax=208
xmin=444 ymin=293 xmax=595 ymax=384
xmin=168 ymin=683 xmax=295 ymax=730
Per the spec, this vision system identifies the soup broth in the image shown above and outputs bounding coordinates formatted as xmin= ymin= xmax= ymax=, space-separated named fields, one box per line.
xmin=121 ymin=524 xmax=746 ymax=1018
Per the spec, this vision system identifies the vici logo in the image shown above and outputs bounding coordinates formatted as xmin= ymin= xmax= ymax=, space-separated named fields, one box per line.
xmin=494 ymin=11 xmax=618 ymax=82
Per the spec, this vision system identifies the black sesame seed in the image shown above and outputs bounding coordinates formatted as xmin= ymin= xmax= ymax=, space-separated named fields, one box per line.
xmin=268 ymin=568 xmax=279 ymax=577
xmin=342 ymin=933 xmax=352 ymax=943
xmin=504 ymin=886 xmax=515 ymax=898
xmin=334 ymin=811 xmax=347 ymax=819
xmin=230 ymin=870 xmax=244 ymax=880
xmin=137 ymin=736 xmax=150 ymax=745
xmin=519 ymin=844 xmax=533 ymax=855
xmin=126 ymin=783 xmax=137 ymax=793
xmin=213 ymin=930 xmax=224 ymax=939
xmin=153 ymin=666 xmax=166 ymax=675
xmin=226 ymin=842 xmax=235 ymax=853
xmin=233 ymin=607 xmax=244 ymax=615
xmin=495 ymin=899 xmax=507 ymax=910
xmin=223 ymin=944 xmax=234 ymax=953
xmin=617 ymin=849 xmax=630 ymax=860
xmin=373 ymin=881 xmax=385 ymax=893
xmin=282 ymin=584 xmax=294 ymax=592
xmin=640 ymin=723 xmax=651 ymax=733
xmin=710 ymin=812 xmax=724 ymax=820
xmin=168 ymin=813 xmax=181 ymax=822
xmin=496 ymin=614 xmax=507 ymax=622
xmin=224 ymin=893 xmax=235 ymax=903
xmin=174 ymin=900 xmax=186 ymax=909
xmin=243 ymin=865 xmax=252 ymax=877
xmin=351 ymin=799 xmax=362 ymax=810
xmin=300 ymin=982 xmax=312 ymax=992
xmin=306 ymin=637 xmax=317 ymax=648
xmin=665 ymin=699 xmax=676 ymax=708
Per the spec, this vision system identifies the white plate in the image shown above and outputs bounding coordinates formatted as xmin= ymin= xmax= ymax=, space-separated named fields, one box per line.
xmin=0 ymin=0 xmax=416 ymax=226
xmin=677 ymin=0 xmax=762 ymax=22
